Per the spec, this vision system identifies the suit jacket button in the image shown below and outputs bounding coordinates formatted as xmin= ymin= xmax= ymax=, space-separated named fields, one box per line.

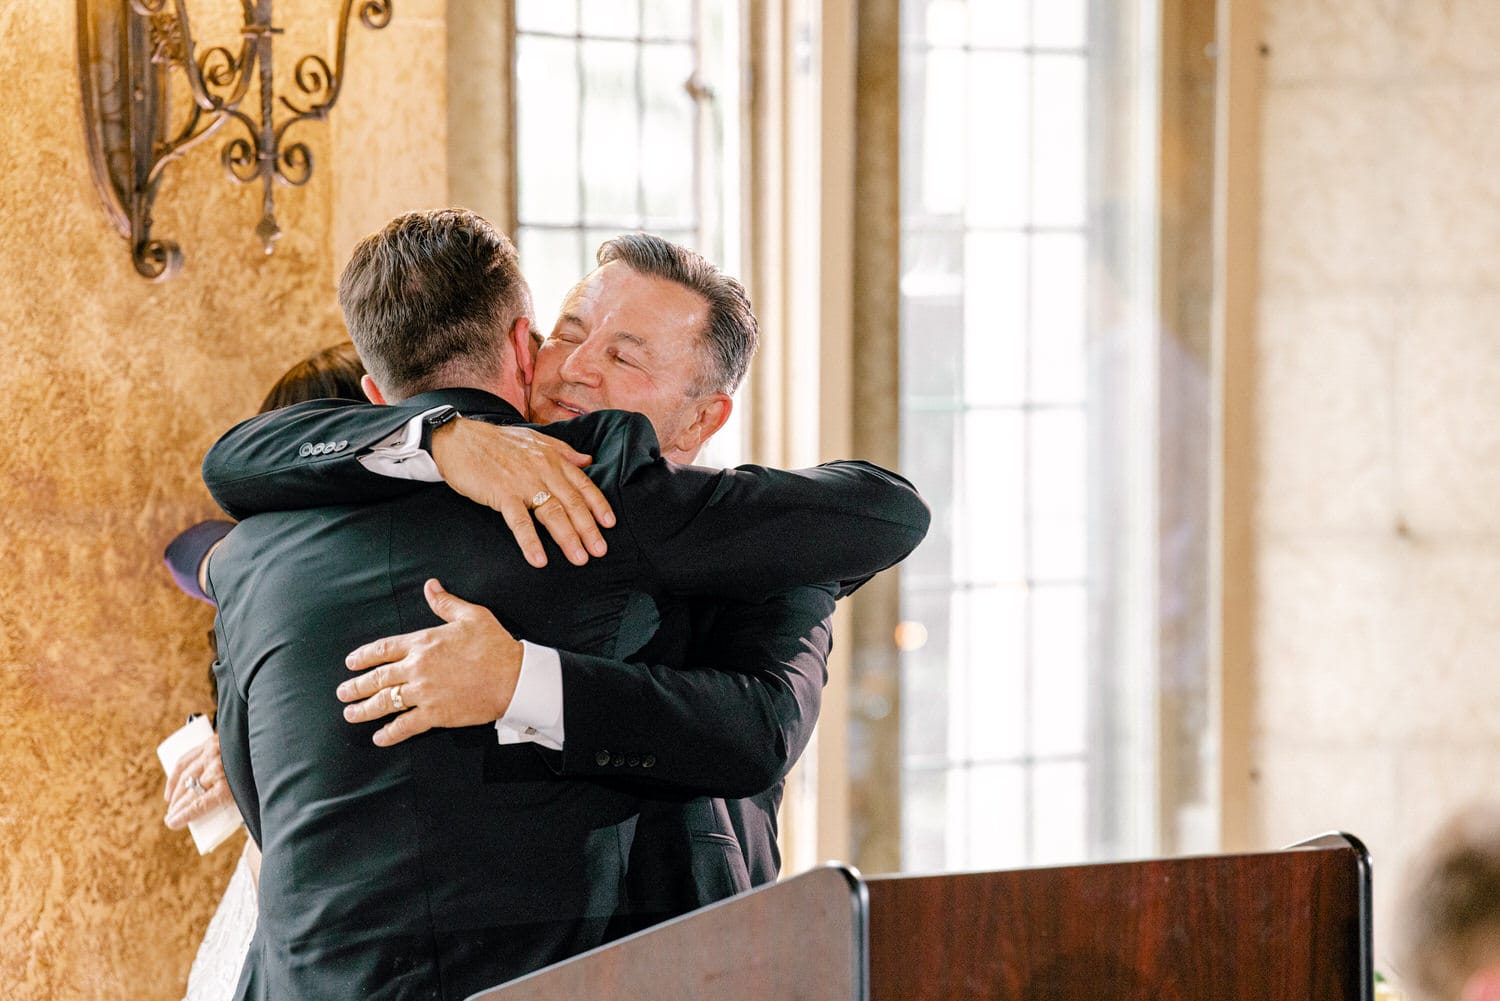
xmin=627 ymin=755 xmax=640 ymax=767
xmin=334 ymin=440 xmax=349 ymax=452
xmin=595 ymin=750 xmax=611 ymax=767
xmin=642 ymin=755 xmax=656 ymax=768
xmin=298 ymin=442 xmax=314 ymax=457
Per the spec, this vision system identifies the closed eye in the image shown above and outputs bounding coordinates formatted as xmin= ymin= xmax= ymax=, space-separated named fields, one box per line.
xmin=611 ymin=331 xmax=651 ymax=370
xmin=549 ymin=314 xmax=588 ymax=345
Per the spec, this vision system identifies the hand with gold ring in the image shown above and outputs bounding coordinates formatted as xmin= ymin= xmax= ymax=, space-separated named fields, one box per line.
xmin=338 ymin=579 xmax=524 ymax=747
xmin=428 ymin=418 xmax=615 ymax=569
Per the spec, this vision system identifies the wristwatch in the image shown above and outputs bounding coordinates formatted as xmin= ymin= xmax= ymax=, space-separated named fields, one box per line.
xmin=419 ymin=406 xmax=461 ymax=453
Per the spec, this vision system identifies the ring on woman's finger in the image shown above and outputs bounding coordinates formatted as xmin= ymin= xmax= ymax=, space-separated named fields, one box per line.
xmin=185 ymin=776 xmax=206 ymax=795
xmin=390 ymin=684 xmax=405 ymax=711
xmin=529 ymin=490 xmax=552 ymax=509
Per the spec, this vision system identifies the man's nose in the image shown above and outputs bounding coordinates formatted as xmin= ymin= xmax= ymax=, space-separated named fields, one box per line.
xmin=558 ymin=338 xmax=604 ymax=385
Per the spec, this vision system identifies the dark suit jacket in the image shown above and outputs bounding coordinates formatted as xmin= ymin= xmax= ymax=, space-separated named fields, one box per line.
xmin=588 ymin=585 xmax=838 ymax=937
xmin=205 ymin=389 xmax=927 ymax=1000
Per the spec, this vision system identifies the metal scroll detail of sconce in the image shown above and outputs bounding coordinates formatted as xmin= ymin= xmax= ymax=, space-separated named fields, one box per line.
xmin=78 ymin=0 xmax=392 ymax=281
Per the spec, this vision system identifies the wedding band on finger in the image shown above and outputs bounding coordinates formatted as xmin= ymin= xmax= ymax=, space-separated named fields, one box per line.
xmin=390 ymin=684 xmax=405 ymax=711
xmin=529 ymin=489 xmax=552 ymax=509
xmin=185 ymin=776 xmax=206 ymax=795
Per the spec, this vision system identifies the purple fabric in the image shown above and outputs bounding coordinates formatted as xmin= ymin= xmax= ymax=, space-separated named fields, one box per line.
xmin=164 ymin=520 xmax=235 ymax=605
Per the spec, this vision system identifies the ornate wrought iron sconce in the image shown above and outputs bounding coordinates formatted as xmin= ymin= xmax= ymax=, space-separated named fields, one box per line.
xmin=78 ymin=0 xmax=392 ymax=281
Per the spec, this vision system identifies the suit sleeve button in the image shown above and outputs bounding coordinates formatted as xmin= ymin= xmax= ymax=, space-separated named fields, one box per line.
xmin=611 ymin=755 xmax=626 ymax=767
xmin=627 ymin=755 xmax=640 ymax=767
xmin=595 ymin=750 xmax=611 ymax=767
xmin=298 ymin=442 xmax=314 ymax=457
xmin=642 ymin=755 xmax=656 ymax=768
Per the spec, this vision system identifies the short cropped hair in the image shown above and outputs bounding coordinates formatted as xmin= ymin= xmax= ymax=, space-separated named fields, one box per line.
xmin=595 ymin=233 xmax=757 ymax=395
xmin=338 ymin=209 xmax=532 ymax=399
xmin=1396 ymin=803 xmax=1500 ymax=1000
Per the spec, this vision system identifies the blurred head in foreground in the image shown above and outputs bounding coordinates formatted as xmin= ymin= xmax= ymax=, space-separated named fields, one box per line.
xmin=1396 ymin=802 xmax=1500 ymax=1001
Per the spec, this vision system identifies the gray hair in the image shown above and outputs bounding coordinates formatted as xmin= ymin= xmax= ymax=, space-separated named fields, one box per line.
xmin=595 ymin=233 xmax=757 ymax=395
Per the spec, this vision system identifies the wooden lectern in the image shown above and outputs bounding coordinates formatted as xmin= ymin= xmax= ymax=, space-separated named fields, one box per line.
xmin=469 ymin=832 xmax=1371 ymax=1001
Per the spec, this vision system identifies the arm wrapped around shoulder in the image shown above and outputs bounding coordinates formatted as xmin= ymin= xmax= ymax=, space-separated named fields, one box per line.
xmin=628 ymin=453 xmax=932 ymax=601
xmin=776 ymin=460 xmax=930 ymax=597
xmin=201 ymin=399 xmax=432 ymax=519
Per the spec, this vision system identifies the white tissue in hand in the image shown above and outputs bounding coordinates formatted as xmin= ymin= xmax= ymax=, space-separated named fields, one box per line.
xmin=157 ymin=715 xmax=243 ymax=855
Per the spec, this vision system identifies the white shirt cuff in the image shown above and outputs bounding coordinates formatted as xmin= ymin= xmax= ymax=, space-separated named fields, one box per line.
xmin=355 ymin=406 xmax=453 ymax=481
xmin=496 ymin=641 xmax=564 ymax=751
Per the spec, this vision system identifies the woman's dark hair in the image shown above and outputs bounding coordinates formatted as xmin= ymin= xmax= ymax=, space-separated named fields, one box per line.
xmin=257 ymin=342 xmax=366 ymax=413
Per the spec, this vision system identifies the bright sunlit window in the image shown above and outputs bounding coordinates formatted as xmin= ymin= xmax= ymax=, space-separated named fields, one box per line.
xmin=898 ymin=0 xmax=1165 ymax=871
xmin=511 ymin=0 xmax=745 ymax=463
xmin=512 ymin=0 xmax=741 ymax=328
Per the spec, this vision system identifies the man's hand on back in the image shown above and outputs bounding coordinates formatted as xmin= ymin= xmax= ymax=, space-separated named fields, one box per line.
xmin=338 ymin=579 xmax=524 ymax=747
xmin=430 ymin=419 xmax=615 ymax=568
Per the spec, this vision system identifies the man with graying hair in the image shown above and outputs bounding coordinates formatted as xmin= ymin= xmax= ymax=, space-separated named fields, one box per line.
xmin=201 ymin=209 xmax=928 ymax=999
xmin=1395 ymin=803 xmax=1500 ymax=1001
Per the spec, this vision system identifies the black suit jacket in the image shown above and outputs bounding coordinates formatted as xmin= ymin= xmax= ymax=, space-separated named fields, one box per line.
xmin=205 ymin=389 xmax=927 ymax=999
xmin=587 ymin=585 xmax=837 ymax=936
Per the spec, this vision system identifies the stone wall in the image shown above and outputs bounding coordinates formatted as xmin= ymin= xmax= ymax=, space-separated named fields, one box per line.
xmin=1251 ymin=0 xmax=1500 ymax=971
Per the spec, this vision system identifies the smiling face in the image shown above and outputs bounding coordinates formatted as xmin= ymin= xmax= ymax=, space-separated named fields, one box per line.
xmin=529 ymin=260 xmax=731 ymax=462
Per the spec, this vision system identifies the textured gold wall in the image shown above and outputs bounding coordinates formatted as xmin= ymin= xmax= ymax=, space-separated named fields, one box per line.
xmin=0 ymin=4 xmax=445 ymax=997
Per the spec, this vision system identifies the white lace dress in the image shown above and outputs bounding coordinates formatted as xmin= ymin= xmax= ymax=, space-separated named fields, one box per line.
xmin=182 ymin=842 xmax=258 ymax=1001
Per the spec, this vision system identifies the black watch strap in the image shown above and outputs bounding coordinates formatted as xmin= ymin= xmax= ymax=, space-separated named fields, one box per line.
xmin=418 ymin=406 xmax=460 ymax=453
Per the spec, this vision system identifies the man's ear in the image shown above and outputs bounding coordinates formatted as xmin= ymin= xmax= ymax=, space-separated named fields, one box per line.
xmin=508 ymin=317 xmax=536 ymax=386
xmin=361 ymin=374 xmax=388 ymax=405
xmin=670 ymin=393 xmax=733 ymax=457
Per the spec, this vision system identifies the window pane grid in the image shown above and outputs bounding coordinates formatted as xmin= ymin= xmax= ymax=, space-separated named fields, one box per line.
xmin=899 ymin=0 xmax=1094 ymax=874
xmin=902 ymin=43 xmax=1088 ymax=55
xmin=513 ymin=30 xmax=699 ymax=45
xmin=903 ymin=223 xmax=1089 ymax=234
xmin=901 ymin=399 xmax=1087 ymax=414
xmin=514 ymin=0 xmax=710 ymax=328
xmin=901 ymin=576 xmax=1088 ymax=593
xmin=516 ymin=221 xmax=700 ymax=234
xmin=904 ymin=752 xmax=1088 ymax=773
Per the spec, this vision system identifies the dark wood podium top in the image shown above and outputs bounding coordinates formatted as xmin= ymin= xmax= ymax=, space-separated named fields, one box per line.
xmin=866 ymin=833 xmax=1371 ymax=1001
xmin=470 ymin=834 xmax=1370 ymax=1001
